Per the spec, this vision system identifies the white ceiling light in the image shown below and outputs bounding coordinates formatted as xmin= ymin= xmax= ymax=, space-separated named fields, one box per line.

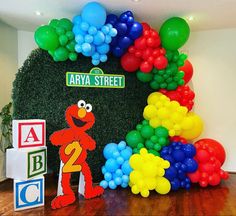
xmin=132 ymin=0 xmax=141 ymax=2
xmin=35 ymin=11 xmax=43 ymax=16
xmin=187 ymin=16 xmax=194 ymax=21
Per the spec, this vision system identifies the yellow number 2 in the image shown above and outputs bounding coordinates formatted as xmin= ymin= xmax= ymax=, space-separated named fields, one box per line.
xmin=62 ymin=141 xmax=82 ymax=173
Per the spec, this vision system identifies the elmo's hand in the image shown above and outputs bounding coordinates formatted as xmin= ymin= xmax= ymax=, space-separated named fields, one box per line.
xmin=50 ymin=129 xmax=75 ymax=146
xmin=79 ymin=133 xmax=96 ymax=151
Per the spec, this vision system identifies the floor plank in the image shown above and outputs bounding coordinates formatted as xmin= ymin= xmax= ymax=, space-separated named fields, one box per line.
xmin=0 ymin=174 xmax=236 ymax=216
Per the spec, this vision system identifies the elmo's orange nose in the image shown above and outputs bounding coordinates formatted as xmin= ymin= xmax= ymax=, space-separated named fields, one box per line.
xmin=78 ymin=108 xmax=86 ymax=118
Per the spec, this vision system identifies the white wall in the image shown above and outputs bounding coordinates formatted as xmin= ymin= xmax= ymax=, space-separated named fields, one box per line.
xmin=17 ymin=30 xmax=36 ymax=68
xmin=8 ymin=28 xmax=236 ymax=172
xmin=0 ymin=21 xmax=18 ymax=109
xmin=183 ymin=28 xmax=236 ymax=172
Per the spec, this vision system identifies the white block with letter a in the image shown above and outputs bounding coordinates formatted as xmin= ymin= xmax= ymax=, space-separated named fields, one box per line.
xmin=12 ymin=119 xmax=46 ymax=149
xmin=6 ymin=147 xmax=47 ymax=180
xmin=14 ymin=177 xmax=44 ymax=211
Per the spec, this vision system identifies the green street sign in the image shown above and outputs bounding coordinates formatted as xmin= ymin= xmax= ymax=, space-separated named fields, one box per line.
xmin=66 ymin=67 xmax=125 ymax=88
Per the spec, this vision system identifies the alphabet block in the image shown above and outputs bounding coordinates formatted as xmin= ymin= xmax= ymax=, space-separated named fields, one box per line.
xmin=6 ymin=147 xmax=47 ymax=180
xmin=13 ymin=120 xmax=46 ymax=149
xmin=14 ymin=177 xmax=44 ymax=211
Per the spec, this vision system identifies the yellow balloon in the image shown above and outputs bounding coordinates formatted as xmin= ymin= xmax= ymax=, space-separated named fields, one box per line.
xmin=141 ymin=189 xmax=150 ymax=198
xmin=149 ymin=117 xmax=161 ymax=128
xmin=130 ymin=171 xmax=142 ymax=183
xmin=146 ymin=177 xmax=157 ymax=190
xmin=147 ymin=92 xmax=162 ymax=105
xmin=131 ymin=185 xmax=140 ymax=194
xmin=155 ymin=177 xmax=171 ymax=195
xmin=143 ymin=105 xmax=158 ymax=120
xmin=157 ymin=107 xmax=169 ymax=119
xmin=129 ymin=154 xmax=142 ymax=170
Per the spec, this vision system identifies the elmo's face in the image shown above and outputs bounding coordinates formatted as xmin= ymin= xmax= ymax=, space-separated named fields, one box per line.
xmin=65 ymin=100 xmax=95 ymax=131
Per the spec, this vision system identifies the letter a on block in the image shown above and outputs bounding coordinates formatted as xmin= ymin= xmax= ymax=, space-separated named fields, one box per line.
xmin=13 ymin=120 xmax=46 ymax=149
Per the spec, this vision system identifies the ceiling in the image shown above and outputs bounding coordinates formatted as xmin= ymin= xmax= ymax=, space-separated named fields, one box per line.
xmin=1 ymin=0 xmax=236 ymax=32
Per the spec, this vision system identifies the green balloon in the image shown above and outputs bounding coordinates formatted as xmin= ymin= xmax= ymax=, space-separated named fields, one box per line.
xmin=167 ymin=82 xmax=178 ymax=90
xmin=69 ymin=52 xmax=77 ymax=61
xmin=54 ymin=47 xmax=69 ymax=61
xmin=160 ymin=17 xmax=190 ymax=50
xmin=148 ymin=149 xmax=160 ymax=156
xmin=48 ymin=19 xmax=59 ymax=28
xmin=59 ymin=35 xmax=68 ymax=46
xmin=154 ymin=143 xmax=162 ymax=151
xmin=136 ymin=70 xmax=153 ymax=82
xmin=66 ymin=31 xmax=74 ymax=40
xmin=150 ymin=80 xmax=160 ymax=90
xmin=59 ymin=18 xmax=73 ymax=31
xmin=56 ymin=27 xmax=65 ymax=35
xmin=34 ymin=25 xmax=59 ymax=50
xmin=141 ymin=125 xmax=154 ymax=139
xmin=126 ymin=130 xmax=144 ymax=148
xmin=145 ymin=140 xmax=154 ymax=149
xmin=155 ymin=126 xmax=169 ymax=137
xmin=66 ymin=41 xmax=76 ymax=52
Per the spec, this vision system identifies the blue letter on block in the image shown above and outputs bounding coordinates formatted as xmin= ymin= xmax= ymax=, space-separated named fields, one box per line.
xmin=14 ymin=177 xmax=44 ymax=211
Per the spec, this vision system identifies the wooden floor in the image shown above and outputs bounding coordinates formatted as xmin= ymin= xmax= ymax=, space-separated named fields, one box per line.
xmin=0 ymin=174 xmax=236 ymax=216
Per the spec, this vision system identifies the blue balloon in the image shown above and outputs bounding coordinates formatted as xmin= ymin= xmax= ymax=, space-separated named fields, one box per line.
xmin=106 ymin=14 xmax=118 ymax=26
xmin=172 ymin=149 xmax=185 ymax=162
xmin=93 ymin=31 xmax=105 ymax=45
xmin=118 ymin=36 xmax=132 ymax=49
xmin=115 ymin=22 xmax=127 ymax=36
xmin=116 ymin=156 xmax=124 ymax=165
xmin=75 ymin=34 xmax=84 ymax=44
xmin=88 ymin=26 xmax=97 ymax=35
xmin=122 ymin=175 xmax=129 ymax=183
xmin=100 ymin=180 xmax=108 ymax=189
xmin=129 ymin=22 xmax=143 ymax=40
xmin=104 ymin=172 xmax=112 ymax=181
xmin=120 ymin=148 xmax=132 ymax=160
xmin=108 ymin=180 xmax=117 ymax=189
xmin=92 ymin=59 xmax=100 ymax=65
xmin=125 ymin=11 xmax=133 ymax=17
xmin=165 ymin=166 xmax=177 ymax=180
xmin=82 ymin=43 xmax=92 ymax=53
xmin=97 ymin=43 xmax=109 ymax=54
xmin=81 ymin=2 xmax=106 ymax=28
xmin=117 ymin=141 xmax=126 ymax=151
xmin=110 ymin=37 xmax=118 ymax=46
xmin=92 ymin=52 xmax=100 ymax=60
xmin=101 ymin=25 xmax=109 ymax=34
xmin=84 ymin=34 xmax=93 ymax=43
xmin=112 ymin=46 xmax=124 ymax=57
xmin=73 ymin=15 xmax=82 ymax=24
xmin=82 ymin=44 xmax=95 ymax=56
xmin=121 ymin=160 xmax=132 ymax=175
xmin=101 ymin=166 xmax=107 ymax=174
xmin=115 ymin=169 xmax=123 ymax=177
xmin=184 ymin=158 xmax=198 ymax=172
xmin=171 ymin=178 xmax=181 ymax=190
xmin=103 ymin=143 xmax=118 ymax=159
xmin=112 ymin=151 xmax=120 ymax=159
xmin=105 ymin=35 xmax=112 ymax=44
xmin=183 ymin=144 xmax=196 ymax=158
xmin=105 ymin=158 xmax=119 ymax=172
xmin=121 ymin=182 xmax=128 ymax=188
xmin=114 ymin=177 xmax=122 ymax=185
xmin=119 ymin=13 xmax=128 ymax=23
xmin=73 ymin=26 xmax=86 ymax=36
xmin=80 ymin=21 xmax=89 ymax=31
xmin=126 ymin=16 xmax=134 ymax=26
xmin=100 ymin=54 xmax=107 ymax=62
xmin=75 ymin=44 xmax=82 ymax=53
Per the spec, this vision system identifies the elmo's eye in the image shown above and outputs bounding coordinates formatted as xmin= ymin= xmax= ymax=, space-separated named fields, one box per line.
xmin=77 ymin=100 xmax=86 ymax=108
xmin=85 ymin=104 xmax=92 ymax=112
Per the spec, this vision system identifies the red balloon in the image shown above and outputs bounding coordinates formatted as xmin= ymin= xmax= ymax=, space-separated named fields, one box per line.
xmin=195 ymin=139 xmax=226 ymax=165
xmin=140 ymin=61 xmax=153 ymax=73
xmin=179 ymin=60 xmax=193 ymax=84
xmin=134 ymin=37 xmax=146 ymax=50
xmin=188 ymin=170 xmax=200 ymax=183
xmin=141 ymin=22 xmax=150 ymax=31
xmin=209 ymin=173 xmax=221 ymax=186
xmin=121 ymin=53 xmax=141 ymax=72
xmin=154 ymin=56 xmax=168 ymax=69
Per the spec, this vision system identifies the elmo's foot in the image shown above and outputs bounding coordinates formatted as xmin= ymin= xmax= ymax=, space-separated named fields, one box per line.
xmin=84 ymin=185 xmax=104 ymax=199
xmin=51 ymin=194 xmax=76 ymax=209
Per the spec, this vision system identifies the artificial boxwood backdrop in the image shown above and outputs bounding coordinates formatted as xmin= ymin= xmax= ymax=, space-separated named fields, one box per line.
xmin=12 ymin=48 xmax=152 ymax=182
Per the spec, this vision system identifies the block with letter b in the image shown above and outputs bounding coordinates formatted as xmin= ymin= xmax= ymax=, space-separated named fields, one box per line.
xmin=13 ymin=120 xmax=46 ymax=149
xmin=14 ymin=177 xmax=44 ymax=211
xmin=6 ymin=147 xmax=47 ymax=180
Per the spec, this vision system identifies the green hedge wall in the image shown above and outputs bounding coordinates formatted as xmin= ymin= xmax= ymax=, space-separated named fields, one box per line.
xmin=12 ymin=49 xmax=152 ymax=182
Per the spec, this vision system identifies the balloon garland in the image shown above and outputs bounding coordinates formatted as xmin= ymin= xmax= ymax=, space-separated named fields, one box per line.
xmin=34 ymin=1 xmax=229 ymax=199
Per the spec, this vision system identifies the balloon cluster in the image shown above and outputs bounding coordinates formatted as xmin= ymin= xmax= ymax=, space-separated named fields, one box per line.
xmin=188 ymin=139 xmax=229 ymax=187
xmin=72 ymin=2 xmax=117 ymax=65
xmin=179 ymin=60 xmax=193 ymax=84
xmin=160 ymin=142 xmax=198 ymax=190
xmin=106 ymin=11 xmax=143 ymax=57
xmin=129 ymin=148 xmax=171 ymax=197
xmin=160 ymin=85 xmax=195 ymax=111
xmin=121 ymin=23 xmax=166 ymax=73
xmin=126 ymin=120 xmax=169 ymax=156
xmin=35 ymin=18 xmax=78 ymax=61
xmin=100 ymin=141 xmax=133 ymax=189
xmin=143 ymin=92 xmax=203 ymax=140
